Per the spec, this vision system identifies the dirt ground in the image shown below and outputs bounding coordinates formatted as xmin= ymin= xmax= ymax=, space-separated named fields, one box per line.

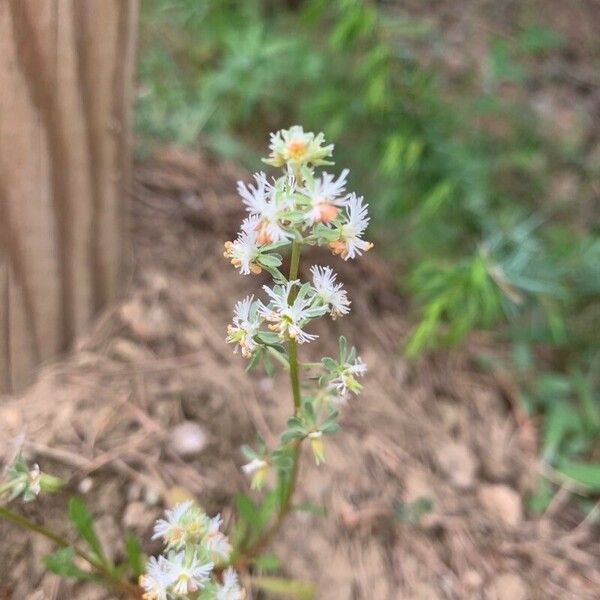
xmin=0 ymin=148 xmax=599 ymax=599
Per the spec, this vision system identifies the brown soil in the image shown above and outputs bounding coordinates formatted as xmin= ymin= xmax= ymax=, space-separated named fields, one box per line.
xmin=1 ymin=148 xmax=599 ymax=599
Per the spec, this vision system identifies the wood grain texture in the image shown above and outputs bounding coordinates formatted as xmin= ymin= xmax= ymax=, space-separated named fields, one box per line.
xmin=0 ymin=0 xmax=139 ymax=394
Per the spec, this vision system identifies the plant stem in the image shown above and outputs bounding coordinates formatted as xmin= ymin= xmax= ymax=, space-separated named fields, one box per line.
xmin=235 ymin=240 xmax=304 ymax=565
xmin=287 ymin=239 xmax=303 ymax=413
xmin=0 ymin=505 xmax=141 ymax=598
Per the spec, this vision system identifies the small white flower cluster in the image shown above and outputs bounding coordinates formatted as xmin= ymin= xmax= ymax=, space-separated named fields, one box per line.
xmin=1 ymin=454 xmax=42 ymax=503
xmin=226 ymin=126 xmax=369 ymax=475
xmin=321 ymin=338 xmax=368 ymax=405
xmin=141 ymin=501 xmax=244 ymax=600
xmin=224 ymin=125 xmax=373 ymax=278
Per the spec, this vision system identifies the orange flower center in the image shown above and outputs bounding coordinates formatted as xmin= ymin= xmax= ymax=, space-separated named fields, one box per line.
xmin=328 ymin=240 xmax=348 ymax=258
xmin=255 ymin=221 xmax=273 ymax=245
xmin=287 ymin=140 xmax=307 ymax=160
xmin=317 ymin=203 xmax=338 ymax=223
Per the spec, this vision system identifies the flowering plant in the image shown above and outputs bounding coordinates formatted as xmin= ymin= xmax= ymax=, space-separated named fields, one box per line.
xmin=141 ymin=501 xmax=242 ymax=599
xmin=0 ymin=126 xmax=370 ymax=599
xmin=223 ymin=125 xmax=371 ymax=560
xmin=141 ymin=125 xmax=371 ymax=598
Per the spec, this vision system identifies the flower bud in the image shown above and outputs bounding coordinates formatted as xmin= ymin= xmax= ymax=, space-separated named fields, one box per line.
xmin=308 ymin=431 xmax=325 ymax=465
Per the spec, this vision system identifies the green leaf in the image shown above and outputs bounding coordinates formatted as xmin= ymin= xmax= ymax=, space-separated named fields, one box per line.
xmin=258 ymin=253 xmax=283 ymax=268
xmin=572 ymin=369 xmax=600 ymax=435
xmin=558 ymin=462 xmax=600 ymax=492
xmin=235 ymin=494 xmax=260 ymax=530
xmin=246 ymin=350 xmax=262 ymax=372
xmin=281 ymin=429 xmax=305 ymax=443
xmin=124 ymin=534 xmax=145 ymax=578
xmin=251 ymin=576 xmax=315 ymax=600
xmin=421 ymin=180 xmax=455 ymax=218
xmin=321 ymin=357 xmax=337 ymax=371
xmin=312 ymin=224 xmax=339 ymax=242
xmin=271 ymin=447 xmax=294 ymax=471
xmin=44 ymin=547 xmax=93 ymax=581
xmin=262 ymin=240 xmax=291 ymax=252
xmin=263 ymin=353 xmax=275 ymax=378
xmin=518 ymin=25 xmax=563 ymax=54
xmin=261 ymin=264 xmax=286 ymax=282
xmin=254 ymin=331 xmax=284 ymax=347
xmin=527 ymin=478 xmax=554 ymax=514
xmin=257 ymin=489 xmax=280 ymax=530
xmin=321 ymin=421 xmax=340 ymax=435
xmin=302 ymin=400 xmax=316 ymax=422
xmin=542 ymin=402 xmax=578 ymax=461
xmin=252 ymin=553 xmax=281 ymax=573
xmin=68 ymin=497 xmax=107 ymax=566
xmin=293 ymin=502 xmax=327 ymax=517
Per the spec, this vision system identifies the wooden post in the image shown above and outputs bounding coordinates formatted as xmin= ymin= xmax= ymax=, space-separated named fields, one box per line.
xmin=0 ymin=1 xmax=139 ymax=393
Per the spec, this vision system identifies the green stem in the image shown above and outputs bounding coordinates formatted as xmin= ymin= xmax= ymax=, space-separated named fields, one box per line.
xmin=235 ymin=240 xmax=304 ymax=566
xmin=287 ymin=239 xmax=302 ymax=415
xmin=300 ymin=361 xmax=322 ymax=369
xmin=288 ymin=342 xmax=301 ymax=412
xmin=0 ymin=505 xmax=141 ymax=598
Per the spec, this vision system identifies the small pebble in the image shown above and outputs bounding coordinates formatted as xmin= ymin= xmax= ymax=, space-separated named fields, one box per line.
xmin=489 ymin=572 xmax=528 ymax=600
xmin=435 ymin=441 xmax=477 ymax=489
xmin=78 ymin=477 xmax=94 ymax=494
xmin=478 ymin=484 xmax=523 ymax=528
xmin=168 ymin=421 xmax=208 ymax=457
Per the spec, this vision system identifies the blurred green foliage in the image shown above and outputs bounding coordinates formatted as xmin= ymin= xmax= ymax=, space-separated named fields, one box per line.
xmin=138 ymin=0 xmax=599 ymax=498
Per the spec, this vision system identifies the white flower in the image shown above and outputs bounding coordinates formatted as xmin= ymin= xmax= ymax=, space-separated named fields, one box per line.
xmin=27 ymin=464 xmax=41 ymax=498
xmin=204 ymin=514 xmax=232 ymax=561
xmin=152 ymin=500 xmax=209 ymax=550
xmin=308 ymin=430 xmax=325 ymax=465
xmin=241 ymin=458 xmax=269 ymax=490
xmin=310 ymin=265 xmax=351 ymax=319
xmin=5 ymin=454 xmax=43 ymax=502
xmin=329 ymin=193 xmax=373 ymax=260
xmin=227 ymin=295 xmax=262 ymax=358
xmin=302 ymin=169 xmax=350 ymax=225
xmin=329 ymin=357 xmax=367 ymax=403
xmin=139 ymin=556 xmax=174 ymax=600
xmin=237 ymin=173 xmax=292 ymax=244
xmin=217 ymin=568 xmax=245 ymax=600
xmin=237 ymin=172 xmax=272 ymax=213
xmin=264 ymin=125 xmax=333 ymax=169
xmin=152 ymin=500 xmax=194 ymax=546
xmin=258 ymin=281 xmax=323 ymax=344
xmin=224 ymin=217 xmax=262 ymax=275
xmin=241 ymin=458 xmax=267 ymax=476
xmin=165 ymin=552 xmax=213 ymax=596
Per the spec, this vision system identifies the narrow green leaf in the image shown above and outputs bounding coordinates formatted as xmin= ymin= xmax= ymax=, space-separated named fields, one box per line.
xmin=321 ymin=422 xmax=340 ymax=435
xmin=572 ymin=369 xmax=600 ymax=435
xmin=542 ymin=402 xmax=576 ymax=461
xmin=293 ymin=502 xmax=327 ymax=517
xmin=252 ymin=553 xmax=281 ymax=572
xmin=321 ymin=357 xmax=337 ymax=371
xmin=235 ymin=494 xmax=260 ymax=530
xmin=255 ymin=331 xmax=282 ymax=346
xmin=258 ymin=253 xmax=283 ymax=268
xmin=251 ymin=575 xmax=315 ymax=600
xmin=44 ymin=547 xmax=93 ymax=581
xmin=125 ymin=534 xmax=145 ymax=578
xmin=68 ymin=497 xmax=107 ymax=566
xmin=558 ymin=462 xmax=600 ymax=491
